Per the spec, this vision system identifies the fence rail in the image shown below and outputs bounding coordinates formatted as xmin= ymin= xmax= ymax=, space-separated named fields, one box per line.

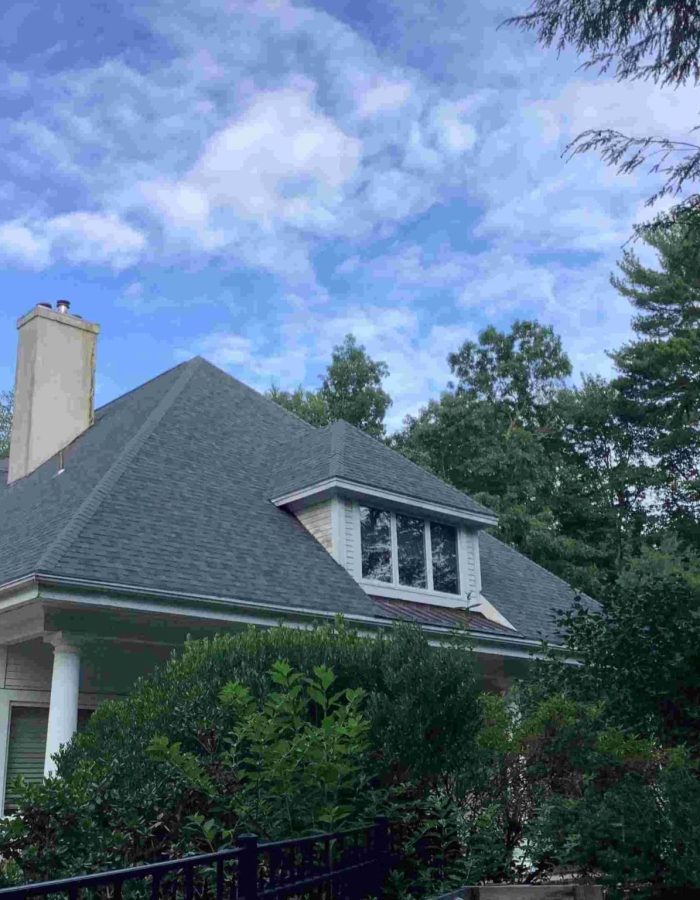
xmin=0 ymin=818 xmax=391 ymax=900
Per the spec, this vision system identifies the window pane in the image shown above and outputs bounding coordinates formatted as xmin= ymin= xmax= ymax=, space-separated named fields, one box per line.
xmin=397 ymin=515 xmax=427 ymax=588
xmin=431 ymin=523 xmax=459 ymax=594
xmin=360 ymin=506 xmax=392 ymax=582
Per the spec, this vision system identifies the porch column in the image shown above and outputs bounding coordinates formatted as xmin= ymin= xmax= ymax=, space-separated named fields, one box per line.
xmin=44 ymin=634 xmax=81 ymax=777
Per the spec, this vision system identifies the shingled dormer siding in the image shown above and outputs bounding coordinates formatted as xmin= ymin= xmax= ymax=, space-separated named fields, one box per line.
xmin=296 ymin=501 xmax=334 ymax=554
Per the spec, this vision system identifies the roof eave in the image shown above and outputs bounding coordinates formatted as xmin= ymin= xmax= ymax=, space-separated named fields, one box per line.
xmin=0 ymin=573 xmax=553 ymax=661
xmin=271 ymin=477 xmax=498 ymax=528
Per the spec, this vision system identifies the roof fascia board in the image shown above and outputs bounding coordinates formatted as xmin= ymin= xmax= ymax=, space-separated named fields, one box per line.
xmin=0 ymin=575 xmax=40 ymax=606
xmin=272 ymin=478 xmax=498 ymax=528
xmin=28 ymin=575 xmax=547 ymax=660
xmin=0 ymin=602 xmax=46 ymax=646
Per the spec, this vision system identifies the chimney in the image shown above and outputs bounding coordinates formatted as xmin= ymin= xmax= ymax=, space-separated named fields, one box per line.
xmin=8 ymin=302 xmax=100 ymax=484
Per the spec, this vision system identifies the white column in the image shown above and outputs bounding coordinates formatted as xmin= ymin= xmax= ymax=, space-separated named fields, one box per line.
xmin=44 ymin=635 xmax=81 ymax=777
xmin=0 ymin=694 xmax=11 ymax=817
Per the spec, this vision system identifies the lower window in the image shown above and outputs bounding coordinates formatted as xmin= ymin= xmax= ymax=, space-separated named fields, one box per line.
xmin=4 ymin=705 xmax=92 ymax=812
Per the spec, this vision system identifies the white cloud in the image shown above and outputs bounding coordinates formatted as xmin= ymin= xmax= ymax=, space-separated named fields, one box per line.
xmin=0 ymin=222 xmax=50 ymax=268
xmin=0 ymin=0 xmax=685 ymax=411
xmin=188 ymin=82 xmax=361 ymax=224
xmin=194 ymin=332 xmax=256 ymax=368
xmin=0 ymin=212 xmax=146 ymax=271
xmin=188 ymin=302 xmax=466 ymax=430
xmin=532 ymin=78 xmax=698 ymax=145
xmin=47 ymin=212 xmax=146 ymax=269
xmin=354 ymin=77 xmax=413 ymax=119
xmin=142 ymin=182 xmax=211 ymax=229
xmin=470 ymin=73 xmax=698 ymax=256
xmin=0 ymin=0 xmax=485 ymax=281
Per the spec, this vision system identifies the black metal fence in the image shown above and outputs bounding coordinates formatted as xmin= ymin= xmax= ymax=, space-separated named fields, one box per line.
xmin=0 ymin=817 xmax=391 ymax=900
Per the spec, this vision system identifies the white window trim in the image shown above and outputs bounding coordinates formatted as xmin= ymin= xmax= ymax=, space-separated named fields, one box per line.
xmin=359 ymin=507 xmax=462 ymax=599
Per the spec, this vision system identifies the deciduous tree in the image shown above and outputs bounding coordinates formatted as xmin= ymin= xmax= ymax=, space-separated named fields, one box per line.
xmin=0 ymin=391 xmax=13 ymax=460
xmin=269 ymin=335 xmax=392 ymax=437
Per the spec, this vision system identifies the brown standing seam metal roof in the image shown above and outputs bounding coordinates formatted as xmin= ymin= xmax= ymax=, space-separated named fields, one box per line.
xmin=369 ymin=595 xmax=517 ymax=635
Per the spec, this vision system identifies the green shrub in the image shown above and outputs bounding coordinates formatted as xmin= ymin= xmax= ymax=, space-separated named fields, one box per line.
xmin=148 ymin=660 xmax=379 ymax=842
xmin=0 ymin=622 xmax=483 ymax=885
xmin=477 ymin=689 xmax=700 ymax=897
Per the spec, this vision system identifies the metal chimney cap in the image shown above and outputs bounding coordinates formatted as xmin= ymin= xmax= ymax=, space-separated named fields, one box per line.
xmin=37 ymin=302 xmax=52 ymax=309
xmin=56 ymin=299 xmax=71 ymax=314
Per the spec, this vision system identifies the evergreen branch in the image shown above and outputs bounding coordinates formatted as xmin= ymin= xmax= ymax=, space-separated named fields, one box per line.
xmin=565 ymin=129 xmax=700 ymax=203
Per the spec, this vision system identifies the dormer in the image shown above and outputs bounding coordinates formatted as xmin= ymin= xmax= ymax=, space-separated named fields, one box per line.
xmin=268 ymin=420 xmax=515 ymax=631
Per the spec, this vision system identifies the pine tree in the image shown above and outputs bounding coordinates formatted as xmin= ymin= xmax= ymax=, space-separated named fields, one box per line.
xmin=611 ymin=217 xmax=700 ymax=541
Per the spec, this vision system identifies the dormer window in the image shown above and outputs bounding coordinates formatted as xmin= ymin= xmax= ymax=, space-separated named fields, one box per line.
xmin=360 ymin=505 xmax=460 ymax=595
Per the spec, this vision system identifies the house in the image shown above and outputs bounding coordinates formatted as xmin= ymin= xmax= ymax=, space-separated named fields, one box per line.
xmin=0 ymin=302 xmax=585 ymax=815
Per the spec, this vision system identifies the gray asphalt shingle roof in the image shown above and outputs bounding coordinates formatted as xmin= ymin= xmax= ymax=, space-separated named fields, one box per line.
xmin=0 ymin=357 xmax=589 ymax=642
xmin=267 ymin=420 xmax=495 ymax=519
xmin=479 ymin=531 xmax=596 ymax=643
xmin=0 ymin=359 xmax=376 ymax=619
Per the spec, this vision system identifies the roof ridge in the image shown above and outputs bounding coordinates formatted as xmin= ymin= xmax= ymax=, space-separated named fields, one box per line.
xmin=37 ymin=359 xmax=202 ymax=574
xmin=195 ymin=357 xmax=317 ymax=433
xmin=329 ymin=420 xmax=347 ymax=478
xmin=95 ymin=359 xmax=194 ymax=418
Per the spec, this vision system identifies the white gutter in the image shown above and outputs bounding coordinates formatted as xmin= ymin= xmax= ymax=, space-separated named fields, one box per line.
xmin=0 ymin=572 xmax=556 ymax=660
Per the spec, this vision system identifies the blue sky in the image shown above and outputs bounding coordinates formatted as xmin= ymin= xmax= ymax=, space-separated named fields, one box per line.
xmin=0 ymin=0 xmax=695 ymax=428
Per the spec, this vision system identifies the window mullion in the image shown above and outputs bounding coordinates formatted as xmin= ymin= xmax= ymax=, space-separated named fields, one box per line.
xmin=390 ymin=512 xmax=399 ymax=586
xmin=425 ymin=521 xmax=434 ymax=592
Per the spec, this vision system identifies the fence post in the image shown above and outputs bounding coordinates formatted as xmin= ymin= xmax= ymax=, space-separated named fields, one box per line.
xmin=237 ymin=833 xmax=259 ymax=900
xmin=373 ymin=816 xmax=390 ymax=899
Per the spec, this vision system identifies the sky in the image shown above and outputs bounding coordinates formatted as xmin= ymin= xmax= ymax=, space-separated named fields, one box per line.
xmin=0 ymin=0 xmax=696 ymax=430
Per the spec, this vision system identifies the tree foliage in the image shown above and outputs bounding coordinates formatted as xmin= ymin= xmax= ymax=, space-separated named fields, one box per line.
xmin=611 ymin=215 xmax=700 ymax=541
xmin=448 ymin=320 xmax=571 ymax=419
xmin=269 ymin=334 xmax=392 ymax=436
xmin=0 ymin=390 xmax=12 ymax=460
xmin=478 ymin=690 xmax=700 ymax=896
xmin=395 ymin=322 xmax=620 ymax=595
xmin=266 ymin=385 xmax=330 ymax=427
xmin=536 ymin=539 xmax=700 ymax=754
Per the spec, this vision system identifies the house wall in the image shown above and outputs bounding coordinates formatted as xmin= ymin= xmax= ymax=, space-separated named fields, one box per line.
xmin=0 ymin=638 xmax=173 ymax=817
xmin=296 ymin=500 xmax=334 ymax=554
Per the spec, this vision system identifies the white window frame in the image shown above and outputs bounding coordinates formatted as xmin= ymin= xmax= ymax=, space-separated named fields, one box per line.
xmin=359 ymin=506 xmax=462 ymax=598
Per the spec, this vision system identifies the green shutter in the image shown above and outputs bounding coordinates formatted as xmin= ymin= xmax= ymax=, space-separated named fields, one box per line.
xmin=4 ymin=706 xmax=48 ymax=810
xmin=4 ymin=706 xmax=94 ymax=811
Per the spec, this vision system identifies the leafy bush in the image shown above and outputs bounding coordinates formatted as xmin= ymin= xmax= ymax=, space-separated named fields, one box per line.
xmin=540 ymin=540 xmax=700 ymax=754
xmin=148 ymin=660 xmax=378 ymax=841
xmin=0 ymin=622 xmax=483 ymax=885
xmin=477 ymin=690 xmax=700 ymax=897
xmin=4 ymin=617 xmax=699 ymax=898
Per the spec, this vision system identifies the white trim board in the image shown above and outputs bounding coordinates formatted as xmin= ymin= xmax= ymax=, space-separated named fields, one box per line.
xmin=272 ymin=478 xmax=498 ymax=528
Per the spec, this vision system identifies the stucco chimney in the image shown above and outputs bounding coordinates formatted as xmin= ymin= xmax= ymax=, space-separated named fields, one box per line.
xmin=8 ymin=303 xmax=100 ymax=484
